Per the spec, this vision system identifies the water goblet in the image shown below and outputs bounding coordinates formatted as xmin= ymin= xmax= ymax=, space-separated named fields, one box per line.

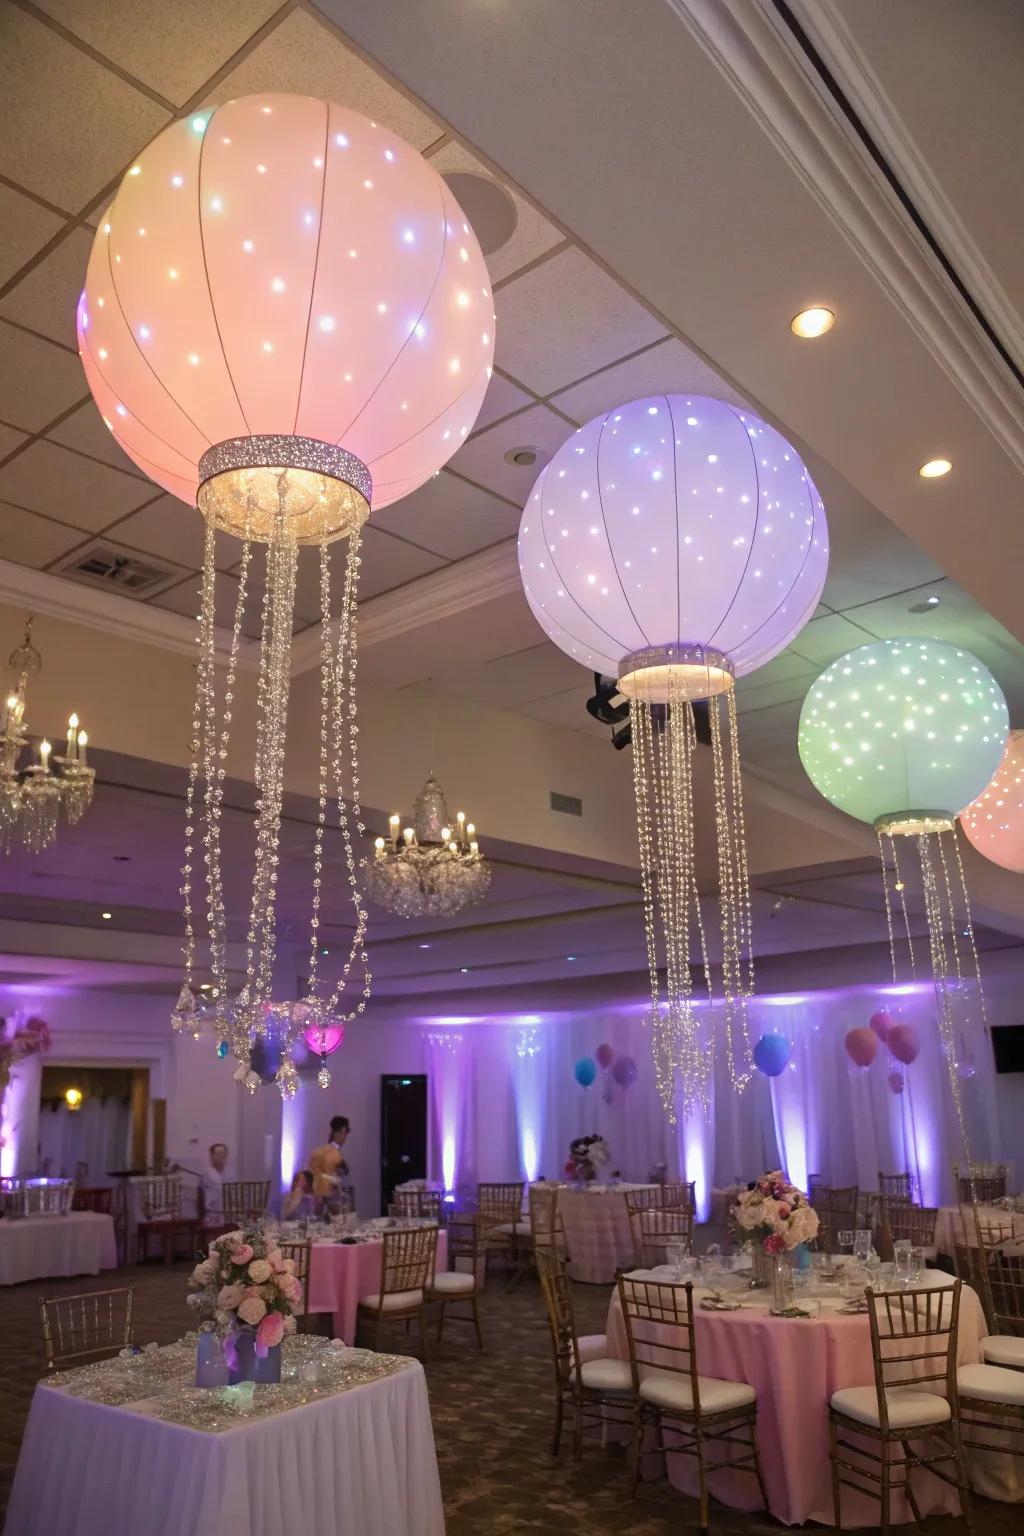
xmin=910 ymin=1246 xmax=925 ymax=1282
xmin=837 ymin=1229 xmax=854 ymax=1258
xmin=853 ymin=1229 xmax=872 ymax=1264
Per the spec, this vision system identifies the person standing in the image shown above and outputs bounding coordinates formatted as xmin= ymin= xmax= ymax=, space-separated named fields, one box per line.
xmin=198 ymin=1141 xmax=234 ymax=1224
xmin=309 ymin=1116 xmax=350 ymax=1212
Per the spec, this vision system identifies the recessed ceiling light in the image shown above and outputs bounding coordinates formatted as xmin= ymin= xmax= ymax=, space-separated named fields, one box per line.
xmin=504 ymin=446 xmax=539 ymax=467
xmin=790 ymin=306 xmax=835 ymax=339
xmin=460 ymin=967 xmax=469 ymax=974
xmin=101 ymin=911 xmax=112 ymax=920
xmin=908 ymin=594 xmax=941 ymax=614
xmin=419 ymin=943 xmax=431 ymax=950
xmin=918 ymin=458 xmax=952 ymax=479
xmin=566 ymin=954 xmax=577 ymax=962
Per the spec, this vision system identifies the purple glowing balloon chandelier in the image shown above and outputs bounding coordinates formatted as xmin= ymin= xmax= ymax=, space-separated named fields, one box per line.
xmin=518 ymin=396 xmax=828 ymax=1117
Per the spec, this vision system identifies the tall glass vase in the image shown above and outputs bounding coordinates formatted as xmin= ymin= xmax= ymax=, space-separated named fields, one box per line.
xmin=771 ymin=1253 xmax=795 ymax=1312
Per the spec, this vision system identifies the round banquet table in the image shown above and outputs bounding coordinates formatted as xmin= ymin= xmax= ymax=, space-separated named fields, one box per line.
xmin=0 ymin=1211 xmax=117 ymax=1286
xmin=934 ymin=1204 xmax=1024 ymax=1254
xmin=605 ymin=1267 xmax=989 ymax=1527
xmin=308 ymin=1228 xmax=447 ymax=1343
xmin=556 ymin=1184 xmax=656 ymax=1284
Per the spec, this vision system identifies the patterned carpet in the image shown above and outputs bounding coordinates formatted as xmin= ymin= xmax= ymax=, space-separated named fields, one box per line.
xmin=0 ymin=1260 xmax=1013 ymax=1533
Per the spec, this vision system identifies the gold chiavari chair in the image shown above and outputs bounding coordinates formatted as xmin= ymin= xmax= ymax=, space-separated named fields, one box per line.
xmin=879 ymin=1171 xmax=915 ymax=1203
xmin=357 ymin=1224 xmax=437 ymax=1357
xmin=877 ymin=1199 xmax=939 ymax=1263
xmin=136 ymin=1176 xmax=198 ymax=1264
xmin=953 ymin=1202 xmax=1017 ymax=1328
xmin=634 ymin=1206 xmax=694 ymax=1269
xmin=977 ymin=1238 xmax=1024 ymax=1370
xmin=40 ymin=1287 xmax=135 ymax=1371
xmin=953 ymin=1161 xmax=1011 ymax=1205
xmin=536 ymin=1246 xmax=633 ymax=1458
xmin=661 ymin=1180 xmax=697 ymax=1212
xmin=828 ymin=1282 xmax=971 ymax=1529
xmin=624 ymin=1185 xmax=665 ymax=1267
xmin=617 ymin=1275 xmax=767 ymax=1524
xmin=477 ymin=1181 xmax=527 ymax=1275
xmin=71 ymin=1187 xmax=114 ymax=1215
xmin=222 ymin=1180 xmax=270 ymax=1226
xmin=277 ymin=1240 xmax=313 ymax=1332
xmin=390 ymin=1188 xmax=443 ymax=1223
xmin=809 ymin=1184 xmax=859 ymax=1256
xmin=426 ymin=1213 xmax=484 ymax=1350
xmin=528 ymin=1182 xmax=566 ymax=1257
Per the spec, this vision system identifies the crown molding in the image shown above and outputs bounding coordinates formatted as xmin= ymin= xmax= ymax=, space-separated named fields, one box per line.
xmin=665 ymin=0 xmax=1024 ymax=475
xmin=290 ymin=537 xmax=521 ymax=676
xmin=0 ymin=559 xmax=257 ymax=667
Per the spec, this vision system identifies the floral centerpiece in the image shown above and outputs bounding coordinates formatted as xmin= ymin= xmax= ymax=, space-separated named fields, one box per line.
xmin=733 ymin=1171 xmax=818 ymax=1289
xmin=187 ymin=1228 xmax=302 ymax=1383
xmin=564 ymin=1134 xmax=610 ymax=1184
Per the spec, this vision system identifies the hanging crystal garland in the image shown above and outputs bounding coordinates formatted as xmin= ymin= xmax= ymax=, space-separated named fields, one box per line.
xmin=518 ymin=395 xmax=829 ymax=1121
xmin=799 ymin=638 xmax=1008 ymax=1176
xmin=77 ymin=93 xmax=495 ymax=1092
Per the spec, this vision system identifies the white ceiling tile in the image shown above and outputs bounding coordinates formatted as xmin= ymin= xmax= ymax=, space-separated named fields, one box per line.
xmin=735 ymin=650 xmax=823 ymax=693
xmin=427 ymin=141 xmax=563 ymax=283
xmin=108 ymin=494 xmax=238 ymax=573
xmin=31 ymin=0 xmax=284 ymax=107
xmin=451 ymin=642 xmax=593 ymax=709
xmin=548 ymin=336 xmax=745 ymax=424
xmin=469 ymin=371 xmax=534 ymax=434
xmin=149 ymin=570 xmax=261 ymax=637
xmin=0 ymin=500 xmax=87 ymax=569
xmin=0 ymin=226 xmax=93 ymax=348
xmin=357 ymin=590 xmax=549 ymax=691
xmin=0 ymin=425 xmax=28 ymax=463
xmin=0 ymin=8 xmax=170 ymax=212
xmin=0 ymin=440 xmax=155 ymax=531
xmin=786 ymin=612 xmax=876 ymax=667
xmin=516 ymin=682 xmax=605 ymax=736
xmin=0 ymin=185 xmax=65 ymax=286
xmin=201 ymin=10 xmax=441 ymax=148
xmin=358 ymin=525 xmax=447 ymax=600
xmin=371 ymin=469 xmax=519 ymax=559
xmin=0 ymin=322 xmax=87 ymax=432
xmin=46 ymin=400 xmax=151 ymax=479
xmin=448 ymin=403 xmax=574 ymax=501
xmin=493 ymin=247 xmax=666 ymax=395
xmin=735 ymin=674 xmax=819 ymax=714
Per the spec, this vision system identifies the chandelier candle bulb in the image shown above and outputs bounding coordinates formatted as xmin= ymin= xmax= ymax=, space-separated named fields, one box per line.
xmin=403 ymin=827 xmax=415 ymax=846
xmin=76 ymin=732 xmax=87 ymax=768
xmin=38 ymin=740 xmax=50 ymax=769
xmin=66 ymin=714 xmax=79 ymax=758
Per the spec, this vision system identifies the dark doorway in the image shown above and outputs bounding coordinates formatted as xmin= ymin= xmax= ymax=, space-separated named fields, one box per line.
xmin=379 ymin=1074 xmax=428 ymax=1213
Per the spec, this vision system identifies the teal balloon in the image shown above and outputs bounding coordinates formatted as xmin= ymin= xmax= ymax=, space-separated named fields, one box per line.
xmin=753 ymin=1033 xmax=791 ymax=1078
xmin=573 ymin=1056 xmax=598 ymax=1089
xmin=216 ymin=1039 xmax=229 ymax=1059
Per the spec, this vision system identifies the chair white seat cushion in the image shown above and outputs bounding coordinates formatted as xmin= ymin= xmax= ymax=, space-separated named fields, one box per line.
xmin=570 ymin=1357 xmax=634 ymax=1394
xmin=958 ymin=1362 xmax=1024 ymax=1405
xmin=492 ymin=1220 xmax=531 ymax=1237
xmin=982 ymin=1335 xmax=1024 ymax=1370
xmin=830 ymin=1385 xmax=951 ymax=1429
xmin=576 ymin=1332 xmax=608 ymax=1363
xmin=428 ymin=1270 xmax=475 ymax=1296
xmin=639 ymin=1370 xmax=756 ymax=1415
xmin=359 ymin=1288 xmax=423 ymax=1312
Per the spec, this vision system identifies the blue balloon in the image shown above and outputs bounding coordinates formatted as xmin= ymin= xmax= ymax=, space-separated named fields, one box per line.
xmin=216 ymin=1039 xmax=229 ymax=1059
xmin=573 ymin=1056 xmax=598 ymax=1089
xmin=753 ymin=1033 xmax=791 ymax=1078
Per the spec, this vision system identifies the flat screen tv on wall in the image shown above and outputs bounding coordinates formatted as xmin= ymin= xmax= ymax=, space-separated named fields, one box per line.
xmin=991 ymin=1024 xmax=1024 ymax=1074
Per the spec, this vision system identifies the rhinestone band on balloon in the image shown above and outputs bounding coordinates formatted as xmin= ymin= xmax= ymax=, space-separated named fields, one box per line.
xmin=78 ymin=94 xmax=495 ymax=1094
xmin=519 ymin=395 xmax=829 ymax=1118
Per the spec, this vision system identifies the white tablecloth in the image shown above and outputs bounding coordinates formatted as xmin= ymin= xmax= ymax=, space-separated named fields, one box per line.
xmin=0 ymin=1212 xmax=117 ymax=1286
xmin=5 ymin=1358 xmax=444 ymax=1536
xmin=557 ymin=1184 xmax=657 ymax=1284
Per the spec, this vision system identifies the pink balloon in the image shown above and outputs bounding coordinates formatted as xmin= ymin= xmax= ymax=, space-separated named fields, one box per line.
xmin=888 ymin=1023 xmax=920 ymax=1065
xmin=844 ymin=1027 xmax=878 ymax=1069
xmin=595 ymin=1043 xmax=615 ymax=1071
xmin=887 ymin=1070 xmax=904 ymax=1096
xmin=870 ymin=1010 xmax=894 ymax=1043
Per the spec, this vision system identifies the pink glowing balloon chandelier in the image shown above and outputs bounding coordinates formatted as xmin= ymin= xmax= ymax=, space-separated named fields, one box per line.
xmin=79 ymin=96 xmax=494 ymax=1085
xmin=519 ymin=396 xmax=828 ymax=1117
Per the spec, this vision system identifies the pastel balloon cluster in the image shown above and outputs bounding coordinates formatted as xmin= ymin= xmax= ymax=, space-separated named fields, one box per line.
xmin=574 ymin=1046 xmax=637 ymax=1092
xmin=844 ymin=1011 xmax=920 ymax=1092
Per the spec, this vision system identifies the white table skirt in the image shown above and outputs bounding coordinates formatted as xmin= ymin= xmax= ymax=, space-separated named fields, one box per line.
xmin=5 ymin=1359 xmax=444 ymax=1536
xmin=0 ymin=1212 xmax=117 ymax=1286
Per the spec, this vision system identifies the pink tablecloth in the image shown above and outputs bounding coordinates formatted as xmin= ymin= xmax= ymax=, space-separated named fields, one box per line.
xmin=934 ymin=1205 xmax=1024 ymax=1254
xmin=308 ymin=1231 xmax=447 ymax=1343
xmin=558 ymin=1186 xmax=655 ymax=1284
xmin=606 ymin=1273 xmax=987 ymax=1527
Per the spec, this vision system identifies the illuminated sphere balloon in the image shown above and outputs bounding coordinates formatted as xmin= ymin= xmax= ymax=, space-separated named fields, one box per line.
xmin=961 ymin=728 xmax=1024 ymax=872
xmin=798 ymin=640 xmax=1008 ymax=832
xmin=518 ymin=395 xmax=828 ymax=694
xmin=77 ymin=94 xmax=494 ymax=517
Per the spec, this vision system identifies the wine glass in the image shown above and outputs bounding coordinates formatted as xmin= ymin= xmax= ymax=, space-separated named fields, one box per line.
xmin=837 ymin=1228 xmax=854 ymax=1257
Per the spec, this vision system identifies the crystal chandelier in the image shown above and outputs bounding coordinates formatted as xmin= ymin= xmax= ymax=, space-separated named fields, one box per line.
xmin=77 ymin=94 xmax=494 ymax=1088
xmin=366 ymin=775 xmax=490 ymax=918
xmin=518 ymin=395 xmax=829 ymax=1120
xmin=0 ymin=618 xmax=94 ymax=855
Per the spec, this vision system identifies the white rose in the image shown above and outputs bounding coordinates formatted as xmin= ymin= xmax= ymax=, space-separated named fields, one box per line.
xmin=247 ymin=1259 xmax=272 ymax=1284
xmin=238 ymin=1296 xmax=267 ymax=1325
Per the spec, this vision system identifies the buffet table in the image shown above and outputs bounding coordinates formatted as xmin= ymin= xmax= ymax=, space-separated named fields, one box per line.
xmin=5 ymin=1335 xmax=444 ymax=1536
xmin=557 ymin=1184 xmax=657 ymax=1284
xmin=605 ymin=1266 xmax=989 ymax=1527
xmin=308 ymin=1229 xmax=447 ymax=1343
xmin=0 ymin=1212 xmax=117 ymax=1286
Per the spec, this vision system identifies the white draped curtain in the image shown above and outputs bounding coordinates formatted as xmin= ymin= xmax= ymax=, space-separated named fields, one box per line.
xmin=37 ymin=1097 xmax=129 ymax=1183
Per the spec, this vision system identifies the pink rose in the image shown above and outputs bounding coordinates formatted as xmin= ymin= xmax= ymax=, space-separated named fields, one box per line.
xmin=256 ymin=1311 xmax=285 ymax=1352
xmin=230 ymin=1244 xmax=254 ymax=1265
xmin=268 ymin=1250 xmax=285 ymax=1273
xmin=762 ymin=1233 xmax=786 ymax=1255
xmin=238 ymin=1295 xmax=267 ymax=1326
xmin=217 ymin=1283 xmax=245 ymax=1310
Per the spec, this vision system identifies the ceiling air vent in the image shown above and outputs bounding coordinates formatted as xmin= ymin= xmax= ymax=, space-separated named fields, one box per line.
xmin=53 ymin=542 xmax=181 ymax=598
xmin=550 ymin=790 xmax=583 ymax=818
